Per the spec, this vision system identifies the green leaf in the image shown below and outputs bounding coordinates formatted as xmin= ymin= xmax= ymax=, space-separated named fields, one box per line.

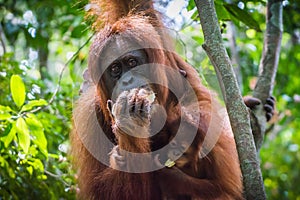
xmin=192 ymin=35 xmax=204 ymax=44
xmin=215 ymin=2 xmax=231 ymax=21
xmin=48 ymin=153 xmax=59 ymax=159
xmin=26 ymin=166 xmax=33 ymax=175
xmin=1 ymin=123 xmax=17 ymax=148
xmin=71 ymin=24 xmax=87 ymax=38
xmin=187 ymin=0 xmax=196 ymax=11
xmin=190 ymin=10 xmax=200 ymax=22
xmin=21 ymin=99 xmax=48 ymax=112
xmin=0 ymin=105 xmax=13 ymax=120
xmin=26 ymin=113 xmax=48 ymax=157
xmin=0 ymin=105 xmax=13 ymax=112
xmin=10 ymin=75 xmax=26 ymax=108
xmin=0 ymin=113 xmax=11 ymax=120
xmin=0 ymin=156 xmax=15 ymax=178
xmin=28 ymin=159 xmax=44 ymax=172
xmin=16 ymin=117 xmax=30 ymax=153
xmin=224 ymin=4 xmax=261 ymax=31
xmin=165 ymin=159 xmax=176 ymax=168
xmin=25 ymin=113 xmax=43 ymax=129
xmin=1 ymin=123 xmax=12 ymax=137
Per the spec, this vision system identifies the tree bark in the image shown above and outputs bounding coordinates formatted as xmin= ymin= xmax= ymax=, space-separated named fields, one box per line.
xmin=227 ymin=21 xmax=243 ymax=91
xmin=252 ymin=0 xmax=283 ymax=150
xmin=193 ymin=0 xmax=266 ymax=199
xmin=38 ymin=46 xmax=49 ymax=80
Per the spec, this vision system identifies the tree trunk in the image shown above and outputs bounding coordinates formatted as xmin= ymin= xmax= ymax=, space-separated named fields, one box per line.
xmin=193 ymin=0 xmax=266 ymax=199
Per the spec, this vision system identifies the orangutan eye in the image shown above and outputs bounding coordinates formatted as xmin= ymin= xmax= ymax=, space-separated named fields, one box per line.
xmin=127 ymin=58 xmax=138 ymax=68
xmin=110 ymin=63 xmax=122 ymax=77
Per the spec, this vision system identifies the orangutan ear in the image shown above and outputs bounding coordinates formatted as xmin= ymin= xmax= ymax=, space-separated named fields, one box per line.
xmin=79 ymin=69 xmax=93 ymax=94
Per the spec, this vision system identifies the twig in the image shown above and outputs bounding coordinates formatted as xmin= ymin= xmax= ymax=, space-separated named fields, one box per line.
xmin=0 ymin=24 xmax=7 ymax=54
xmin=19 ymin=33 xmax=94 ymax=117
xmin=44 ymin=170 xmax=71 ymax=187
xmin=48 ymin=34 xmax=94 ymax=105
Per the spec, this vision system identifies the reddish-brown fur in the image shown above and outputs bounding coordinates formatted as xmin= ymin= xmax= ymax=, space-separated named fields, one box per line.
xmin=71 ymin=0 xmax=243 ymax=199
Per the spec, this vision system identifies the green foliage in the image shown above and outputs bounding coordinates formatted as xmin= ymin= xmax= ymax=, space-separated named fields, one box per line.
xmin=223 ymin=3 xmax=261 ymax=31
xmin=187 ymin=0 xmax=262 ymax=31
xmin=0 ymin=0 xmax=89 ymax=199
xmin=0 ymin=58 xmax=78 ymax=199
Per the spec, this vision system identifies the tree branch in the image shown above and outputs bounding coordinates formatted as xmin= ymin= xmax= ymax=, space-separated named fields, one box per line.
xmin=0 ymin=24 xmax=7 ymax=54
xmin=193 ymin=0 xmax=266 ymax=199
xmin=18 ymin=34 xmax=94 ymax=117
xmin=227 ymin=21 xmax=243 ymax=91
xmin=252 ymin=0 xmax=283 ymax=149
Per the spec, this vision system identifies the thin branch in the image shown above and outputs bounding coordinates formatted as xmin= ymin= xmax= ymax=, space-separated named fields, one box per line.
xmin=225 ymin=0 xmax=243 ymax=90
xmin=0 ymin=24 xmax=7 ymax=54
xmin=252 ymin=0 xmax=283 ymax=149
xmin=227 ymin=21 xmax=243 ymax=91
xmin=44 ymin=170 xmax=71 ymax=187
xmin=254 ymin=0 xmax=283 ymax=101
xmin=19 ymin=34 xmax=94 ymax=117
xmin=48 ymin=34 xmax=94 ymax=105
xmin=194 ymin=0 xmax=266 ymax=199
